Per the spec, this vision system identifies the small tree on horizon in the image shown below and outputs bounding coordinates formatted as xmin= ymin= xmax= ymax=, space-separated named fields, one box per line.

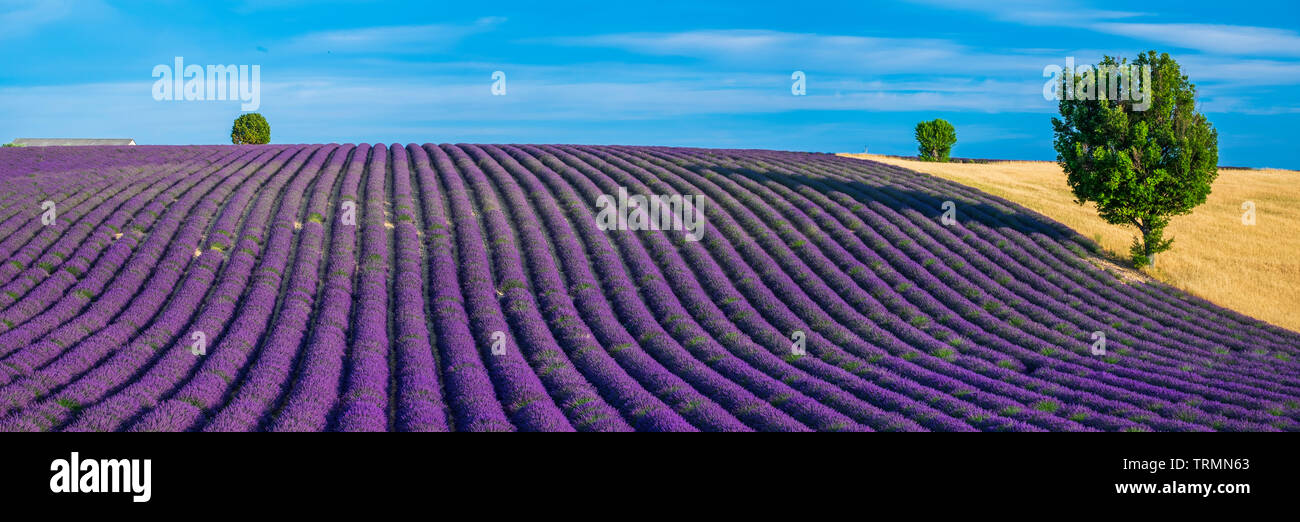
xmin=915 ymin=119 xmax=956 ymax=162
xmin=231 ymin=113 xmax=271 ymax=145
xmin=1052 ymin=51 xmax=1218 ymax=268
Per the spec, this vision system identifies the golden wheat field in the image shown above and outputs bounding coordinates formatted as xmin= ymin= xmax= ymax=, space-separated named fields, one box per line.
xmin=840 ymin=153 xmax=1300 ymax=333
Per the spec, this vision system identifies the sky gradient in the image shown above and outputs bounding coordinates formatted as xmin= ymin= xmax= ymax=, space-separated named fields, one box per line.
xmin=2 ymin=0 xmax=1299 ymax=168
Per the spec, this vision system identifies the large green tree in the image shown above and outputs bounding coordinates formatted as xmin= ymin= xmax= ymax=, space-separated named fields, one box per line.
xmin=1052 ymin=51 xmax=1218 ymax=268
xmin=915 ymin=118 xmax=956 ymax=162
xmin=231 ymin=113 xmax=271 ymax=145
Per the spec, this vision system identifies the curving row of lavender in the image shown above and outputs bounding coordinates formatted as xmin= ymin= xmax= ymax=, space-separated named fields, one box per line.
xmin=0 ymin=144 xmax=1296 ymax=432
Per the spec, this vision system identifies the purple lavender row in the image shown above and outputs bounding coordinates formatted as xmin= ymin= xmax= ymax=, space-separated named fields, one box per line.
xmin=383 ymin=144 xmax=449 ymax=431
xmin=0 ymin=150 xmax=164 ymax=250
xmin=473 ymin=144 xmax=708 ymax=431
xmin=971 ymin=218 xmax=1300 ymax=393
xmin=125 ymin=145 xmax=339 ymax=432
xmin=333 ymin=144 xmax=393 ymax=431
xmin=548 ymin=145 xmax=934 ymax=430
xmin=842 ymin=161 xmax=1279 ymax=425
xmin=486 ymin=145 xmax=813 ymax=430
xmin=0 ymin=149 xmax=280 ymax=416
xmin=549 ymin=145 xmax=942 ymax=430
xmin=0 ymin=187 xmax=51 ymax=243
xmin=0 ymin=154 xmax=224 ymax=322
xmin=0 ymin=164 xmax=148 ymax=291
xmin=892 ymin=152 xmax=1300 ymax=347
xmin=203 ymin=145 xmax=354 ymax=431
xmin=663 ymin=149 xmax=1104 ymax=424
xmin=0 ymin=147 xmax=220 ymax=251
xmin=0 ymin=145 xmax=204 ymax=181
xmin=977 ymin=217 xmax=1300 ymax=381
xmin=2 ymin=144 xmax=1295 ymax=431
xmin=883 ymin=182 xmax=1298 ymax=382
xmin=728 ymin=151 xmax=1195 ymax=430
xmin=268 ymin=144 xmax=368 ymax=431
xmin=0 ymin=154 xmax=221 ymax=337
xmin=597 ymin=147 xmax=997 ymax=429
xmin=408 ymin=145 xmax=513 ymax=431
xmin=0 ymin=149 xmax=265 ymax=366
xmin=687 ymin=149 xmax=1184 ymax=430
xmin=519 ymin=145 xmax=865 ymax=431
xmin=42 ymin=146 xmax=313 ymax=432
xmin=681 ymin=151 xmax=1161 ymax=409
xmin=613 ymin=147 xmax=1060 ymax=430
xmin=0 ymin=148 xmax=232 ymax=269
xmin=652 ymin=148 xmax=1117 ymax=430
xmin=670 ymin=146 xmax=1258 ymax=428
xmin=0 ymin=147 xmax=294 ymax=430
xmin=794 ymin=159 xmax=1241 ymax=373
xmin=0 ymin=149 xmax=234 ymax=313
xmin=733 ymin=150 xmax=1289 ymax=428
xmin=622 ymin=148 xmax=1005 ymax=431
xmin=0 ymin=151 xmax=235 ymax=326
xmin=1 ymin=146 xmax=298 ymax=426
xmin=0 ymin=150 xmax=253 ymax=381
xmin=466 ymin=143 xmax=716 ymax=430
xmin=455 ymin=144 xmax=632 ymax=431
xmin=790 ymin=155 xmax=1289 ymax=428
xmin=852 ymin=155 xmax=1299 ymax=350
xmin=854 ymin=163 xmax=1299 ymax=375
xmin=821 ymin=161 xmax=1300 ymax=412
xmin=431 ymin=144 xmax=573 ymax=431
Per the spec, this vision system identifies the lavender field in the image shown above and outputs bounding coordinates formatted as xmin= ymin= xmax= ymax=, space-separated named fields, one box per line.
xmin=0 ymin=143 xmax=1297 ymax=432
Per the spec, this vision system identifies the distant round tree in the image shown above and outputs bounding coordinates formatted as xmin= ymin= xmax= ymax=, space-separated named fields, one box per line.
xmin=1052 ymin=51 xmax=1218 ymax=268
xmin=915 ymin=119 xmax=956 ymax=162
xmin=231 ymin=113 xmax=271 ymax=145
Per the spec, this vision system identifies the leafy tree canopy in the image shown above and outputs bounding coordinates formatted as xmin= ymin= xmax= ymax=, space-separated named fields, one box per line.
xmin=915 ymin=119 xmax=957 ymax=162
xmin=1052 ymin=51 xmax=1218 ymax=267
xmin=231 ymin=113 xmax=271 ymax=145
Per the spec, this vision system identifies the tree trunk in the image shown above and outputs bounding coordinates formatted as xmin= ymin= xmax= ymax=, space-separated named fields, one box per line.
xmin=1136 ymin=222 xmax=1153 ymax=267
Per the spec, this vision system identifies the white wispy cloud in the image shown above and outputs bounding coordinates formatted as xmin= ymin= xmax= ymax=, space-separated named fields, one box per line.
xmin=909 ymin=0 xmax=1300 ymax=58
xmin=0 ymin=73 xmax=1051 ymax=143
xmin=544 ymin=29 xmax=1051 ymax=75
xmin=904 ymin=0 xmax=1146 ymax=25
xmin=1198 ymin=96 xmax=1300 ymax=115
xmin=1091 ymin=23 xmax=1300 ymax=57
xmin=282 ymin=17 xmax=505 ymax=54
xmin=1178 ymin=56 xmax=1300 ymax=86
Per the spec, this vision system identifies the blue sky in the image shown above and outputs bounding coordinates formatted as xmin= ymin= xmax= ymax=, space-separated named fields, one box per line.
xmin=2 ymin=0 xmax=1299 ymax=168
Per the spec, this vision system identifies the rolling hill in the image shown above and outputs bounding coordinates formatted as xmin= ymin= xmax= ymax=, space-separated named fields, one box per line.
xmin=0 ymin=144 xmax=1297 ymax=432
